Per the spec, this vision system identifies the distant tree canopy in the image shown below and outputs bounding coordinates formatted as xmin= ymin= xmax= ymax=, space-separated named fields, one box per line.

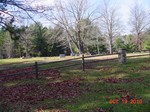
xmin=0 ymin=21 xmax=107 ymax=58
xmin=0 ymin=0 xmax=150 ymax=58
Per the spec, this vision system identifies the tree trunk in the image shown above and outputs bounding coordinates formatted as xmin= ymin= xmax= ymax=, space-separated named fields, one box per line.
xmin=109 ymin=37 xmax=113 ymax=54
xmin=97 ymin=44 xmax=100 ymax=54
xmin=77 ymin=29 xmax=83 ymax=55
xmin=66 ymin=35 xmax=74 ymax=54
xmin=96 ymin=36 xmax=100 ymax=54
xmin=78 ymin=40 xmax=82 ymax=54
xmin=78 ymin=38 xmax=84 ymax=55
xmin=25 ymin=46 xmax=29 ymax=57
xmin=137 ymin=33 xmax=142 ymax=51
xmin=138 ymin=34 xmax=143 ymax=51
xmin=69 ymin=42 xmax=74 ymax=54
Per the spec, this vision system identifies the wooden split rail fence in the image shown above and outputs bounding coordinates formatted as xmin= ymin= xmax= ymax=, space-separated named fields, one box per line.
xmin=0 ymin=50 xmax=150 ymax=80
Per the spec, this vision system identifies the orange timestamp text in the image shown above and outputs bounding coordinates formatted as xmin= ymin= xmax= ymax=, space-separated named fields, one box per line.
xmin=109 ymin=99 xmax=142 ymax=104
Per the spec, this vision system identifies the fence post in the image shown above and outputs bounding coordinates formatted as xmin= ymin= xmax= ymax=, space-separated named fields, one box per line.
xmin=35 ymin=61 xmax=39 ymax=79
xmin=82 ymin=54 xmax=85 ymax=71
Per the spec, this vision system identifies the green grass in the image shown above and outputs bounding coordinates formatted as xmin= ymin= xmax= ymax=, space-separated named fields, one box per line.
xmin=0 ymin=52 xmax=148 ymax=66
xmin=0 ymin=55 xmax=150 ymax=112
xmin=0 ymin=56 xmax=81 ymax=65
xmin=0 ymin=56 xmax=81 ymax=70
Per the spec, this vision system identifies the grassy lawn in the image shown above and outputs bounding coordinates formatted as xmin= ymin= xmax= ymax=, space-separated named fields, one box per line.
xmin=0 ymin=55 xmax=150 ymax=112
xmin=0 ymin=56 xmax=81 ymax=70
xmin=0 ymin=52 xmax=149 ymax=69
xmin=0 ymin=56 xmax=81 ymax=65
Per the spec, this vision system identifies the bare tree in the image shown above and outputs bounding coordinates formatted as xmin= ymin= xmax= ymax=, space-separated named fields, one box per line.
xmin=99 ymin=0 xmax=122 ymax=54
xmin=0 ymin=0 xmax=51 ymax=28
xmin=47 ymin=0 xmax=100 ymax=54
xmin=129 ymin=3 xmax=150 ymax=50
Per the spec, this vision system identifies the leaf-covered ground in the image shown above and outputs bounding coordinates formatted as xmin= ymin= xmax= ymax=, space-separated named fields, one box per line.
xmin=0 ymin=56 xmax=150 ymax=112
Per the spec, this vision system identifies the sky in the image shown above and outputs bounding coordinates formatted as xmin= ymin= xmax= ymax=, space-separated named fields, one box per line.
xmin=27 ymin=0 xmax=150 ymax=34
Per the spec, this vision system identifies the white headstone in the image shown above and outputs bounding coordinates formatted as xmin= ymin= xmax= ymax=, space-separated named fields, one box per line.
xmin=59 ymin=54 xmax=65 ymax=58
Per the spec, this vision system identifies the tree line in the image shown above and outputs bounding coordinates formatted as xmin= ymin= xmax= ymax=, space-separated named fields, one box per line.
xmin=0 ymin=22 xmax=106 ymax=58
xmin=0 ymin=0 xmax=150 ymax=58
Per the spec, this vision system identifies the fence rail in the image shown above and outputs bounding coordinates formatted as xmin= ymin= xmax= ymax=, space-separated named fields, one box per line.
xmin=126 ymin=54 xmax=150 ymax=58
xmin=0 ymin=50 xmax=150 ymax=80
